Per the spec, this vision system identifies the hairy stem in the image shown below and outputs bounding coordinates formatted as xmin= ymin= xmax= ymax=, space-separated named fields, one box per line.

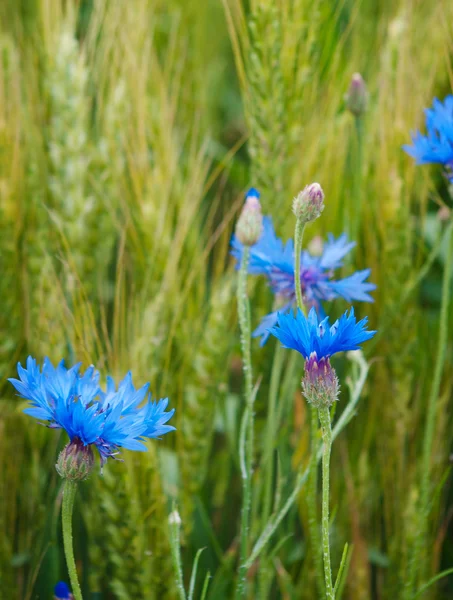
xmin=169 ymin=510 xmax=187 ymax=600
xmin=294 ymin=215 xmax=323 ymax=593
xmin=308 ymin=406 xmax=324 ymax=595
xmin=259 ymin=345 xmax=284 ymax=598
xmin=236 ymin=246 xmax=255 ymax=599
xmin=294 ymin=218 xmax=306 ymax=312
xmin=62 ymin=480 xmax=83 ymax=600
xmin=262 ymin=344 xmax=284 ymax=524
xmin=351 ymin=116 xmax=364 ymax=242
xmin=318 ymin=407 xmax=334 ymax=600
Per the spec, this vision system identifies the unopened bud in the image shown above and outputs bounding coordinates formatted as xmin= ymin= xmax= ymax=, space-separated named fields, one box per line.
xmin=302 ymin=353 xmax=339 ymax=408
xmin=56 ymin=437 xmax=94 ymax=481
xmin=345 ymin=73 xmax=368 ymax=117
xmin=235 ymin=188 xmax=263 ymax=246
xmin=292 ymin=183 xmax=325 ymax=223
xmin=168 ymin=510 xmax=182 ymax=526
xmin=307 ymin=235 xmax=324 ymax=256
xmin=438 ymin=205 xmax=451 ymax=222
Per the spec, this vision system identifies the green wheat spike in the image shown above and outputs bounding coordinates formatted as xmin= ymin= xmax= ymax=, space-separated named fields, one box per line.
xmin=180 ymin=278 xmax=235 ymax=533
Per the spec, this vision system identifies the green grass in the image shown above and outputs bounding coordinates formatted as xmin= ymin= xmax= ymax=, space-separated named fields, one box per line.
xmin=1 ymin=0 xmax=453 ymax=598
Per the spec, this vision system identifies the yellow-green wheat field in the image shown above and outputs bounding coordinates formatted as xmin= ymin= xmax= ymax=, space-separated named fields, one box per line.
xmin=1 ymin=0 xmax=453 ymax=598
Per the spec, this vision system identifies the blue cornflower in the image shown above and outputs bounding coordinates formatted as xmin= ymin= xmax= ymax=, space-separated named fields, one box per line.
xmin=271 ymin=307 xmax=375 ymax=407
xmin=231 ymin=216 xmax=376 ymax=344
xmin=54 ymin=582 xmax=72 ymax=600
xmin=9 ymin=357 xmax=175 ymax=467
xmin=270 ymin=307 xmax=376 ymax=360
xmin=403 ymin=95 xmax=453 ymax=180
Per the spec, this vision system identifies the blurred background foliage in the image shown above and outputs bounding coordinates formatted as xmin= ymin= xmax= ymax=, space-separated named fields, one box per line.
xmin=1 ymin=0 xmax=453 ymax=598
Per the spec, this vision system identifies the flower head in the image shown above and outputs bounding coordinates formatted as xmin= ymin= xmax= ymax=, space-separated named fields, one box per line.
xmin=403 ymin=95 xmax=453 ymax=180
xmin=54 ymin=582 xmax=73 ymax=600
xmin=269 ymin=307 xmax=376 ymax=360
xmin=292 ymin=183 xmax=325 ymax=223
xmin=9 ymin=357 xmax=175 ymax=468
xmin=235 ymin=187 xmax=263 ymax=246
xmin=345 ymin=73 xmax=368 ymax=117
xmin=56 ymin=437 xmax=95 ymax=481
xmin=231 ymin=218 xmax=376 ymax=344
xmin=302 ymin=354 xmax=339 ymax=408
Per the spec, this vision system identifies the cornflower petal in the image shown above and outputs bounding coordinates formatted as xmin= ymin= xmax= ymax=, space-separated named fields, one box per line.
xmin=319 ymin=233 xmax=356 ymax=269
xmin=403 ymin=95 xmax=453 ymax=178
xmin=252 ymin=309 xmax=285 ymax=346
xmin=328 ymin=269 xmax=377 ymax=303
xmin=269 ymin=307 xmax=376 ymax=359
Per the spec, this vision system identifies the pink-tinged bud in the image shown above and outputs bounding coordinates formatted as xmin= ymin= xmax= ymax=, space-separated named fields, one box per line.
xmin=437 ymin=205 xmax=451 ymax=222
xmin=56 ymin=437 xmax=94 ymax=481
xmin=345 ymin=73 xmax=368 ymax=117
xmin=235 ymin=188 xmax=263 ymax=246
xmin=302 ymin=353 xmax=339 ymax=408
xmin=307 ymin=235 xmax=324 ymax=257
xmin=292 ymin=183 xmax=325 ymax=223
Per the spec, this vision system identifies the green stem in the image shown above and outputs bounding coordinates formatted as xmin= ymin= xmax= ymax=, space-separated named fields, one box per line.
xmin=168 ymin=510 xmax=186 ymax=600
xmin=308 ymin=406 xmax=323 ymax=596
xmin=259 ymin=345 xmax=284 ymax=599
xmin=294 ymin=215 xmax=323 ymax=594
xmin=262 ymin=345 xmax=284 ymax=524
xmin=294 ymin=218 xmax=306 ymax=312
xmin=236 ymin=246 xmax=255 ymax=600
xmin=344 ymin=116 xmax=364 ymax=241
xmin=62 ymin=480 xmax=83 ymax=600
xmin=405 ymin=222 xmax=453 ymax=597
xmin=413 ymin=567 xmax=453 ymax=599
xmin=333 ymin=543 xmax=350 ymax=596
xmin=318 ymin=407 xmax=334 ymax=600
xmin=351 ymin=116 xmax=363 ymax=242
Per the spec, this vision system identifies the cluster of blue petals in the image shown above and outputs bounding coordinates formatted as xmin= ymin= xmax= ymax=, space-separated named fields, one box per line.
xmin=231 ymin=216 xmax=376 ymax=344
xmin=10 ymin=357 xmax=175 ymax=465
xmin=403 ymin=95 xmax=453 ymax=179
xmin=270 ymin=307 xmax=376 ymax=360
xmin=54 ymin=582 xmax=72 ymax=600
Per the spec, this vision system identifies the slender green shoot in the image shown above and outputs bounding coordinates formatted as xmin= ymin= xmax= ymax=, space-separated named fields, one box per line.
xmin=188 ymin=548 xmax=206 ymax=600
xmin=318 ymin=406 xmax=334 ymax=600
xmin=235 ymin=246 xmax=255 ymax=599
xmin=333 ymin=543 xmax=350 ymax=595
xmin=168 ymin=509 xmax=186 ymax=600
xmin=61 ymin=480 xmax=83 ymax=600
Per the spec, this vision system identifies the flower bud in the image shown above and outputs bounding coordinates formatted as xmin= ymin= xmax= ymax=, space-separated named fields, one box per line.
xmin=345 ymin=73 xmax=368 ymax=117
xmin=56 ymin=437 xmax=94 ymax=482
xmin=307 ymin=235 xmax=324 ymax=257
xmin=302 ymin=353 xmax=339 ymax=408
xmin=168 ymin=509 xmax=182 ymax=526
xmin=438 ymin=205 xmax=451 ymax=222
xmin=292 ymin=183 xmax=325 ymax=223
xmin=235 ymin=188 xmax=263 ymax=246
